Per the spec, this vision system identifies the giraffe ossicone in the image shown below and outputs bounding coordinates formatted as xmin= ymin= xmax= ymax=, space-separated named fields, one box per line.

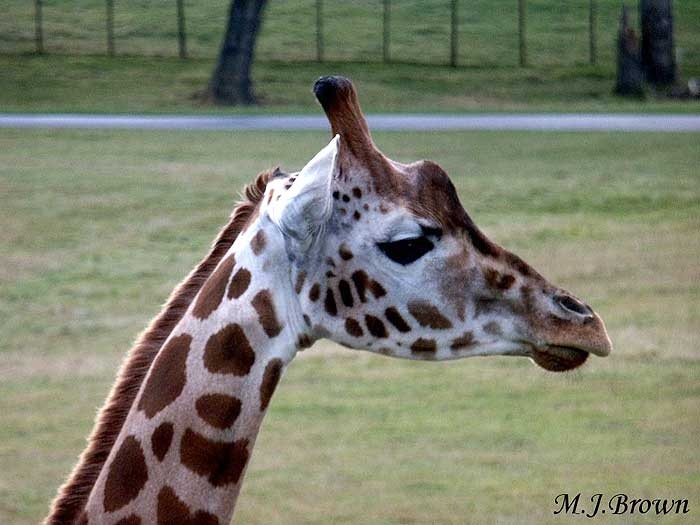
xmin=46 ymin=76 xmax=612 ymax=525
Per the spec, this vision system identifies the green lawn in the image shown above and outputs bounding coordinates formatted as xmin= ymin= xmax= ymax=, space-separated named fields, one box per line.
xmin=1 ymin=0 xmax=700 ymax=114
xmin=2 ymin=55 xmax=700 ymax=115
xmin=1 ymin=128 xmax=698 ymax=524
xmin=3 ymin=0 xmax=700 ymax=67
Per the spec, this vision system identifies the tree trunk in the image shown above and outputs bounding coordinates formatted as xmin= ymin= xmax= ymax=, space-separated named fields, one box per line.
xmin=640 ymin=0 xmax=676 ymax=86
xmin=209 ymin=0 xmax=268 ymax=105
xmin=615 ymin=5 xmax=644 ymax=96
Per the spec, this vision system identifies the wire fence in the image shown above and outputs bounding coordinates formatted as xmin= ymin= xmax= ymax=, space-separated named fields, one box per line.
xmin=2 ymin=1 xmax=699 ymax=68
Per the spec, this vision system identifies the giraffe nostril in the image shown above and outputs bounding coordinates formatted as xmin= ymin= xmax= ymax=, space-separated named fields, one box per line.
xmin=555 ymin=294 xmax=593 ymax=317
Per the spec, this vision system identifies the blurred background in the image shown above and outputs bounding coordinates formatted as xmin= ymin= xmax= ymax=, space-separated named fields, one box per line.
xmin=2 ymin=0 xmax=700 ymax=111
xmin=1 ymin=2 xmax=698 ymax=524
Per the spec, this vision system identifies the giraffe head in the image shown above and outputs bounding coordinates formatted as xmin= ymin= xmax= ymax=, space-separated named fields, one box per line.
xmin=266 ymin=76 xmax=611 ymax=371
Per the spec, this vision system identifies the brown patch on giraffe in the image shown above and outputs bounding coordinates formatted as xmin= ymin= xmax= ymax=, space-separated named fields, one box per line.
xmin=342 ymin=194 xmax=350 ymax=202
xmin=384 ymin=307 xmax=411 ymax=333
xmin=114 ymin=515 xmax=142 ymax=525
xmin=450 ymin=331 xmax=475 ymax=350
xmin=103 ymin=436 xmax=148 ymax=512
xmin=137 ymin=333 xmax=191 ymax=418
xmin=326 ymin=270 xmax=336 ymax=278
xmin=474 ymin=297 xmax=498 ymax=317
xmin=294 ymin=271 xmax=307 ymax=294
xmin=338 ymin=279 xmax=354 ymax=307
xmin=191 ymin=255 xmax=235 ymax=320
xmin=365 ymin=315 xmax=388 ymax=338
xmin=227 ymin=267 xmax=251 ymax=299
xmin=180 ymin=430 xmax=250 ymax=488
xmin=251 ymin=230 xmax=267 ymax=255
xmin=353 ymin=210 xmax=361 ymax=220
xmin=407 ymin=301 xmax=453 ymax=330
xmin=483 ymin=321 xmax=502 ymax=336
xmin=369 ymin=280 xmax=387 ymax=299
xmin=351 ymin=270 xmax=369 ymax=302
xmin=297 ymin=333 xmax=313 ymax=349
xmin=338 ymin=243 xmax=353 ymax=260
xmin=303 ymin=314 xmax=311 ymax=326
xmin=410 ymin=338 xmax=437 ymax=354
xmin=345 ymin=317 xmax=363 ymax=337
xmin=156 ymin=485 xmax=219 ymax=525
xmin=484 ymin=268 xmax=516 ymax=291
xmin=379 ymin=203 xmax=389 ymax=214
xmin=309 ymin=283 xmax=321 ymax=302
xmin=439 ymin=248 xmax=470 ymax=321
xmin=324 ymin=288 xmax=338 ymax=316
xmin=45 ymin=169 xmax=279 ymax=525
xmin=314 ymin=325 xmax=331 ymax=339
xmin=260 ymin=358 xmax=283 ymax=411
xmin=505 ymin=252 xmax=538 ymax=279
xmin=332 ymin=190 xmax=340 ymax=200
xmin=377 ymin=347 xmax=393 ymax=356
xmin=195 ymin=394 xmax=242 ymax=430
xmin=76 ymin=511 xmax=88 ymax=525
xmin=251 ymin=289 xmax=283 ymax=337
xmin=151 ymin=422 xmax=174 ymax=462
xmin=203 ymin=324 xmax=255 ymax=376
xmin=520 ymin=285 xmax=534 ymax=308
xmin=363 ymin=203 xmax=370 ymax=211
xmin=352 ymin=186 xmax=362 ymax=198
xmin=484 ymin=268 xmax=500 ymax=288
xmin=267 ymin=190 xmax=275 ymax=204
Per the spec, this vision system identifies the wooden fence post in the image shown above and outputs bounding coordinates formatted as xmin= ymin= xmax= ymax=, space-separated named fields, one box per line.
xmin=383 ymin=0 xmax=390 ymax=63
xmin=106 ymin=0 xmax=115 ymax=56
xmin=589 ymin=0 xmax=598 ymax=65
xmin=177 ymin=0 xmax=187 ymax=58
xmin=518 ymin=0 xmax=527 ymax=66
xmin=450 ymin=0 xmax=458 ymax=67
xmin=34 ymin=0 xmax=44 ymax=54
xmin=316 ymin=0 xmax=323 ymax=62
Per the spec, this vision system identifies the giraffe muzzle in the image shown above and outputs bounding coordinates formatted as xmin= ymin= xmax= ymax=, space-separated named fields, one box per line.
xmin=528 ymin=300 xmax=612 ymax=372
xmin=514 ymin=284 xmax=613 ymax=372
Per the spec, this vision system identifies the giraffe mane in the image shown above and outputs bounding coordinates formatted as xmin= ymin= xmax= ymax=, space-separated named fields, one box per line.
xmin=45 ymin=168 xmax=280 ymax=525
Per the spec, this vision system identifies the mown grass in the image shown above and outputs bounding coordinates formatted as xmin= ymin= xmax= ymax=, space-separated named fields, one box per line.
xmin=2 ymin=55 xmax=700 ymax=114
xmin=1 ymin=129 xmax=699 ymax=524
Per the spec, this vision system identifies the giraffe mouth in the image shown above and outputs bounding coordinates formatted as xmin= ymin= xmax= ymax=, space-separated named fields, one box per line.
xmin=529 ymin=345 xmax=589 ymax=372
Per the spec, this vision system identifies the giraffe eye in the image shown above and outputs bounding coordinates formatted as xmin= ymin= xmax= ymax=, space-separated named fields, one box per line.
xmin=377 ymin=236 xmax=434 ymax=265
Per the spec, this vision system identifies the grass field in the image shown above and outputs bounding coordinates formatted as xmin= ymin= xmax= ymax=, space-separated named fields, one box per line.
xmin=1 ymin=128 xmax=698 ymax=524
xmin=2 ymin=0 xmax=700 ymax=114
xmin=3 ymin=55 xmax=700 ymax=115
xmin=3 ymin=0 xmax=700 ymax=67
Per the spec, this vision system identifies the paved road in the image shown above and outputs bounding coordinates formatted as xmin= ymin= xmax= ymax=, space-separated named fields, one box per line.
xmin=1 ymin=113 xmax=699 ymax=132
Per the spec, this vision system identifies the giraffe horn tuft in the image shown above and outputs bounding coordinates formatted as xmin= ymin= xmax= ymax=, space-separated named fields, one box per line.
xmin=313 ymin=76 xmax=379 ymax=162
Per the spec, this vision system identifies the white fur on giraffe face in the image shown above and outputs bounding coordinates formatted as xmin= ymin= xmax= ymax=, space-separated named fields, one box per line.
xmin=259 ymin=137 xmax=610 ymax=369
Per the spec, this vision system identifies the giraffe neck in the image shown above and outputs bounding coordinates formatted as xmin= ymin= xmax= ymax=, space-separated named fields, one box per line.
xmin=81 ymin=219 xmax=306 ymax=525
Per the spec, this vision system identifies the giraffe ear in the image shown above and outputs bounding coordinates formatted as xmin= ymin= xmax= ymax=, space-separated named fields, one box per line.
xmin=269 ymin=135 xmax=339 ymax=251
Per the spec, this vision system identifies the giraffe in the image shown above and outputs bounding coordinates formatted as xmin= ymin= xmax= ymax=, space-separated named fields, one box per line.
xmin=46 ymin=76 xmax=612 ymax=525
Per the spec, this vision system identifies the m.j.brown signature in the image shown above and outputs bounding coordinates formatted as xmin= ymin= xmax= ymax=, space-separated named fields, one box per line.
xmin=554 ymin=493 xmax=690 ymax=518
